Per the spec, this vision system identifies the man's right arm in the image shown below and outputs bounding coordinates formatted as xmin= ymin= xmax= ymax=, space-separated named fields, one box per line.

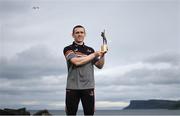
xmin=70 ymin=52 xmax=102 ymax=66
xmin=64 ymin=47 xmax=102 ymax=66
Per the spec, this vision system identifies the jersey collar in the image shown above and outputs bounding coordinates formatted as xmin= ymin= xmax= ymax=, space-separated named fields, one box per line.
xmin=73 ymin=41 xmax=85 ymax=47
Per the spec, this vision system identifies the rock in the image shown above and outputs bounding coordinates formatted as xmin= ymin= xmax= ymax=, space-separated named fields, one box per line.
xmin=0 ymin=107 xmax=30 ymax=115
xmin=0 ymin=109 xmax=12 ymax=115
xmin=33 ymin=109 xmax=52 ymax=115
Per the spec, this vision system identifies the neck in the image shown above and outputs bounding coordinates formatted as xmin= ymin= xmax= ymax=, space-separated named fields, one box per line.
xmin=74 ymin=41 xmax=84 ymax=45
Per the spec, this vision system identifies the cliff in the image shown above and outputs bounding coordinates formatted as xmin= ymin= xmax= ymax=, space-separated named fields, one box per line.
xmin=124 ymin=99 xmax=180 ymax=110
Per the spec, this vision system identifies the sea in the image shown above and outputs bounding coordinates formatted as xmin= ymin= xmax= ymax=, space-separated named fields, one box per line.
xmin=29 ymin=109 xmax=180 ymax=115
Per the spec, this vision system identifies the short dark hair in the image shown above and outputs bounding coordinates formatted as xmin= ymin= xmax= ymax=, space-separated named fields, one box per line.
xmin=72 ymin=25 xmax=85 ymax=34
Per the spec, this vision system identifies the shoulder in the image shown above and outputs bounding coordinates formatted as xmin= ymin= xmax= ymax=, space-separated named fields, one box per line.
xmin=63 ymin=44 xmax=73 ymax=55
xmin=84 ymin=45 xmax=95 ymax=53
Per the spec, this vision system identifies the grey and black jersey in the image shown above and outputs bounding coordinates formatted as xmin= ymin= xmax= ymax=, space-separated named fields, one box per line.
xmin=63 ymin=42 xmax=99 ymax=90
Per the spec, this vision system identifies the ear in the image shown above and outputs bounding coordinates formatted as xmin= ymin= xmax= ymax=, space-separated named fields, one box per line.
xmin=72 ymin=33 xmax=74 ymax=38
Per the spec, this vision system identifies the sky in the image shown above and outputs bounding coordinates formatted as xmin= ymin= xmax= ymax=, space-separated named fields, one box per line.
xmin=0 ymin=0 xmax=180 ymax=110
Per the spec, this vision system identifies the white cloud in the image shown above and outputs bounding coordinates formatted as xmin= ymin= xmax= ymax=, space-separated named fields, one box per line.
xmin=94 ymin=52 xmax=180 ymax=106
xmin=21 ymin=100 xmax=40 ymax=106
xmin=48 ymin=101 xmax=65 ymax=109
xmin=96 ymin=101 xmax=129 ymax=109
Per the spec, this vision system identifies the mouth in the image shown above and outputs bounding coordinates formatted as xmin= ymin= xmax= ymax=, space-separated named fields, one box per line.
xmin=78 ymin=36 xmax=83 ymax=39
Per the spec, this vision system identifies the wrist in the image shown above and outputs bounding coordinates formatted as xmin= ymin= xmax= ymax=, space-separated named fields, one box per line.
xmin=92 ymin=53 xmax=96 ymax=58
xmin=93 ymin=52 xmax=98 ymax=57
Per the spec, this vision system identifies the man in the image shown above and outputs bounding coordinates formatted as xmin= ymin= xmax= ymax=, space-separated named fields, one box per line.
xmin=63 ymin=25 xmax=106 ymax=115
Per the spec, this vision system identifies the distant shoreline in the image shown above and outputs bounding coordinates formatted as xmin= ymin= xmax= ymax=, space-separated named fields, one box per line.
xmin=29 ymin=109 xmax=180 ymax=115
xmin=124 ymin=99 xmax=180 ymax=110
xmin=1 ymin=108 xmax=180 ymax=115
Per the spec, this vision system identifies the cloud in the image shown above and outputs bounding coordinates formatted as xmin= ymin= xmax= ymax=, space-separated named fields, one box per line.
xmin=96 ymin=101 xmax=129 ymax=109
xmin=0 ymin=0 xmax=31 ymax=14
xmin=94 ymin=52 xmax=180 ymax=103
xmin=144 ymin=52 xmax=180 ymax=65
xmin=96 ymin=52 xmax=180 ymax=85
xmin=0 ymin=44 xmax=68 ymax=109
xmin=1 ymin=50 xmax=180 ymax=109
xmin=0 ymin=44 xmax=66 ymax=79
xmin=0 ymin=74 xmax=66 ymax=109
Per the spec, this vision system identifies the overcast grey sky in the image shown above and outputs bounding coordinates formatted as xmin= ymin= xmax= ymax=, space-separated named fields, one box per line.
xmin=0 ymin=0 xmax=180 ymax=110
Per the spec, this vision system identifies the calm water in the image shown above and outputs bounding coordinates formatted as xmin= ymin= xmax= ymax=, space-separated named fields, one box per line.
xmin=30 ymin=109 xmax=180 ymax=115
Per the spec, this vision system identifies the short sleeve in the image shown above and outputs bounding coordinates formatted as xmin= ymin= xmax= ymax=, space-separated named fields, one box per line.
xmin=63 ymin=47 xmax=77 ymax=61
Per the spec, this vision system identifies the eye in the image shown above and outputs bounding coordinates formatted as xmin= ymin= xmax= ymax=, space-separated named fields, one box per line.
xmin=75 ymin=31 xmax=84 ymax=34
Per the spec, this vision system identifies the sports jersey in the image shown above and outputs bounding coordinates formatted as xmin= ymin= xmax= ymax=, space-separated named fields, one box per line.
xmin=63 ymin=42 xmax=99 ymax=89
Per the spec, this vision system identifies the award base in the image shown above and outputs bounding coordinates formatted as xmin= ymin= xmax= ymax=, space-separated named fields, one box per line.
xmin=101 ymin=45 xmax=108 ymax=53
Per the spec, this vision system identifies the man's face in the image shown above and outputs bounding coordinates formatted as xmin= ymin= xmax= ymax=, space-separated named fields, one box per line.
xmin=72 ymin=27 xmax=86 ymax=43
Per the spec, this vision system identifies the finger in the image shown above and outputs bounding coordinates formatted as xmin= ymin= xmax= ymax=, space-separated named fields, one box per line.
xmin=101 ymin=51 xmax=106 ymax=54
